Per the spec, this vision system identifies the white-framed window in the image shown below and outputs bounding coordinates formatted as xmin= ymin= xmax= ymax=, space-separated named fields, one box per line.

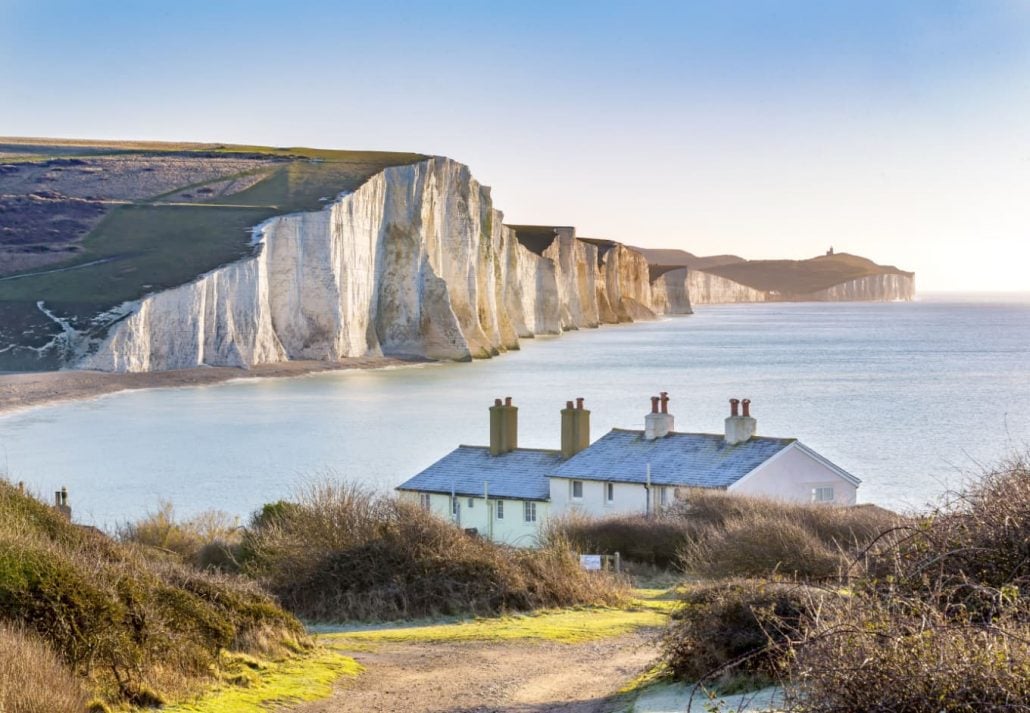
xmin=451 ymin=496 xmax=458 ymax=516
xmin=605 ymin=482 xmax=614 ymax=504
xmin=524 ymin=501 xmax=537 ymax=523
xmin=812 ymin=486 xmax=835 ymax=503
xmin=571 ymin=480 xmax=583 ymax=499
xmin=496 ymin=500 xmax=504 ymax=519
xmin=419 ymin=492 xmax=432 ymax=510
xmin=659 ymin=486 xmax=668 ymax=507
xmin=467 ymin=497 xmax=474 ymax=509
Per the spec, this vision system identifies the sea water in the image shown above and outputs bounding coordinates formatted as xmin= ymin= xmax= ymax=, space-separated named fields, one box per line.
xmin=1 ymin=294 xmax=1027 ymax=528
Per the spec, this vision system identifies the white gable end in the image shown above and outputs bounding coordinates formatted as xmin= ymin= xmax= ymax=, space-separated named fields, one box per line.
xmin=728 ymin=442 xmax=858 ymax=505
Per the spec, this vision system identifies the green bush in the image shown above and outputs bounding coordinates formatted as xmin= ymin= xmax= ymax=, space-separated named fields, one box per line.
xmin=0 ymin=480 xmax=304 ymax=706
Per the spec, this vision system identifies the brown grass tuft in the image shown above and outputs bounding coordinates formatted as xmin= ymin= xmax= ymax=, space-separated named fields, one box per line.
xmin=0 ymin=621 xmax=90 ymax=713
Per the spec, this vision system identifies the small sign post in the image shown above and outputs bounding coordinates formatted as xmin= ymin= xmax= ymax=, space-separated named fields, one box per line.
xmin=579 ymin=554 xmax=602 ymax=571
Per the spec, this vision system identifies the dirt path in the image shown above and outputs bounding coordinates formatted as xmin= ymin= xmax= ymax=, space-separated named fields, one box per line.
xmin=298 ymin=632 xmax=656 ymax=713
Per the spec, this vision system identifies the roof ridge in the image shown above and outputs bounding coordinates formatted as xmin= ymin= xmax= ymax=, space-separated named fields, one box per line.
xmin=456 ymin=444 xmax=561 ymax=454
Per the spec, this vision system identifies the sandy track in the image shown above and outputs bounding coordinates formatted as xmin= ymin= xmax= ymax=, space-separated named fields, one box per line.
xmin=298 ymin=633 xmax=656 ymax=713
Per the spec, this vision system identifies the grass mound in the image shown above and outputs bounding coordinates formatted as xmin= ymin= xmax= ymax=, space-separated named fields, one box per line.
xmin=242 ymin=483 xmax=627 ymax=622
xmin=0 ymin=479 xmax=306 ymax=707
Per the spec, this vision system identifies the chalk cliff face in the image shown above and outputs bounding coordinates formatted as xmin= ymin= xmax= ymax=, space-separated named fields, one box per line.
xmin=803 ymin=273 xmax=915 ymax=302
xmin=650 ymin=268 xmax=694 ymax=315
xmin=81 ymin=158 xmax=681 ymax=373
xmin=687 ymin=271 xmax=768 ymax=305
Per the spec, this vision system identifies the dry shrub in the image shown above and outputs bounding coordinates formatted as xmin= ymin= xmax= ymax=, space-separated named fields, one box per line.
xmin=119 ymin=501 xmax=241 ymax=571
xmin=0 ymin=479 xmax=304 ymax=706
xmin=541 ymin=510 xmax=696 ymax=567
xmin=243 ymin=482 xmax=627 ymax=621
xmin=787 ymin=594 xmax=1030 ymax=712
xmin=781 ymin=454 xmax=1030 ymax=711
xmin=544 ymin=488 xmax=898 ymax=579
xmin=660 ymin=579 xmax=824 ymax=691
xmin=682 ymin=513 xmax=847 ymax=580
xmin=0 ymin=622 xmax=89 ymax=713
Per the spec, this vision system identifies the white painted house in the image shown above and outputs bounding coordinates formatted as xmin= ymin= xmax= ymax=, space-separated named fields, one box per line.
xmin=397 ymin=394 xmax=860 ymax=545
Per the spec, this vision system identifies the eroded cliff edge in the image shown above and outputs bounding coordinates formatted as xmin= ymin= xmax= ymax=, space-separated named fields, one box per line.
xmin=80 ymin=158 xmax=692 ymax=372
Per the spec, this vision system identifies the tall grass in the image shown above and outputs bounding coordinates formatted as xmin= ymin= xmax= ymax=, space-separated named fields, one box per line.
xmin=242 ymin=482 xmax=627 ymax=621
xmin=0 ymin=622 xmax=89 ymax=713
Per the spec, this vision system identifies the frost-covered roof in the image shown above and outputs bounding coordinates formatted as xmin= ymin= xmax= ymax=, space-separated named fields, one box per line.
xmin=552 ymin=429 xmax=796 ymax=488
xmin=396 ymin=446 xmax=558 ymax=501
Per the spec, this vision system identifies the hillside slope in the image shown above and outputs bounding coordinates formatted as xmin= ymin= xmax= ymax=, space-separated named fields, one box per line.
xmin=0 ymin=479 xmax=306 ymax=706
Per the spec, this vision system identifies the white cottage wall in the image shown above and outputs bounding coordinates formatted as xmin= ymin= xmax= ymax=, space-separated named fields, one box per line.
xmin=728 ymin=444 xmax=858 ymax=505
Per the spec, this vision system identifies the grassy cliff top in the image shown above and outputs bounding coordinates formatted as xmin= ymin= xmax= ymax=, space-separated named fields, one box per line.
xmin=700 ymin=252 xmax=914 ymax=294
xmin=0 ymin=138 xmax=428 ymax=368
xmin=628 ymin=246 xmax=745 ymax=271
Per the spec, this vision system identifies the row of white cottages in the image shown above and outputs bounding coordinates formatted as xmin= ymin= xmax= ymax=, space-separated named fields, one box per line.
xmin=397 ymin=394 xmax=860 ymax=546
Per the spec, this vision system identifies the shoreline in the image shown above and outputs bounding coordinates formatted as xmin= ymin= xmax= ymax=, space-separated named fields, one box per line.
xmin=0 ymin=357 xmax=429 ymax=416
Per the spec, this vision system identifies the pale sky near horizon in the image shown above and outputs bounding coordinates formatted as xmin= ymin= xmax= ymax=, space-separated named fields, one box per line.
xmin=2 ymin=1 xmax=1029 ymax=291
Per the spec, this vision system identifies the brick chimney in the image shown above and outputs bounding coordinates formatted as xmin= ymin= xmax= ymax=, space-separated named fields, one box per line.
xmin=54 ymin=486 xmax=71 ymax=520
xmin=561 ymin=397 xmax=591 ymax=459
xmin=490 ymin=396 xmax=518 ymax=455
xmin=644 ymin=392 xmax=674 ymax=440
xmin=724 ymin=398 xmax=757 ymax=445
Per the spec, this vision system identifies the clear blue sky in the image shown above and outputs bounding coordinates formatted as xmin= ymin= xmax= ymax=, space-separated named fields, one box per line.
xmin=2 ymin=1 xmax=1029 ymax=290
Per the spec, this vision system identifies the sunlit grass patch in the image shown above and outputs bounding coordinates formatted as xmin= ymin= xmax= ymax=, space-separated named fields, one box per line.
xmin=326 ymin=589 xmax=675 ymax=646
xmin=157 ymin=648 xmax=361 ymax=713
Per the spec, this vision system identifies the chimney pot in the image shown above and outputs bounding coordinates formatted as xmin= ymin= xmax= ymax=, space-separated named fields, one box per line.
xmin=576 ymin=397 xmax=584 ymax=410
xmin=650 ymin=396 xmax=660 ymax=414
xmin=730 ymin=398 xmax=740 ymax=417
xmin=660 ymin=392 xmax=669 ymax=414
xmin=494 ymin=398 xmax=502 ymax=406
xmin=742 ymin=399 xmax=751 ymax=418
xmin=566 ymin=400 xmax=574 ymax=409
xmin=504 ymin=396 xmax=513 ymax=407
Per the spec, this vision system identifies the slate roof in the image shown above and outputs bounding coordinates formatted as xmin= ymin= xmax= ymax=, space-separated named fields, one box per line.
xmin=552 ymin=428 xmax=797 ymax=489
xmin=397 ymin=446 xmax=558 ymax=501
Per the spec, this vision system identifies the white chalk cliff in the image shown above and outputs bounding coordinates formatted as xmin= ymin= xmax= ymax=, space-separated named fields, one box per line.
xmin=80 ymin=158 xmax=691 ymax=373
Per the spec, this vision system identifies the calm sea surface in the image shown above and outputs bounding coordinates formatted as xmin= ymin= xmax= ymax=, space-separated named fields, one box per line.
xmin=1 ymin=294 xmax=1028 ymax=528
